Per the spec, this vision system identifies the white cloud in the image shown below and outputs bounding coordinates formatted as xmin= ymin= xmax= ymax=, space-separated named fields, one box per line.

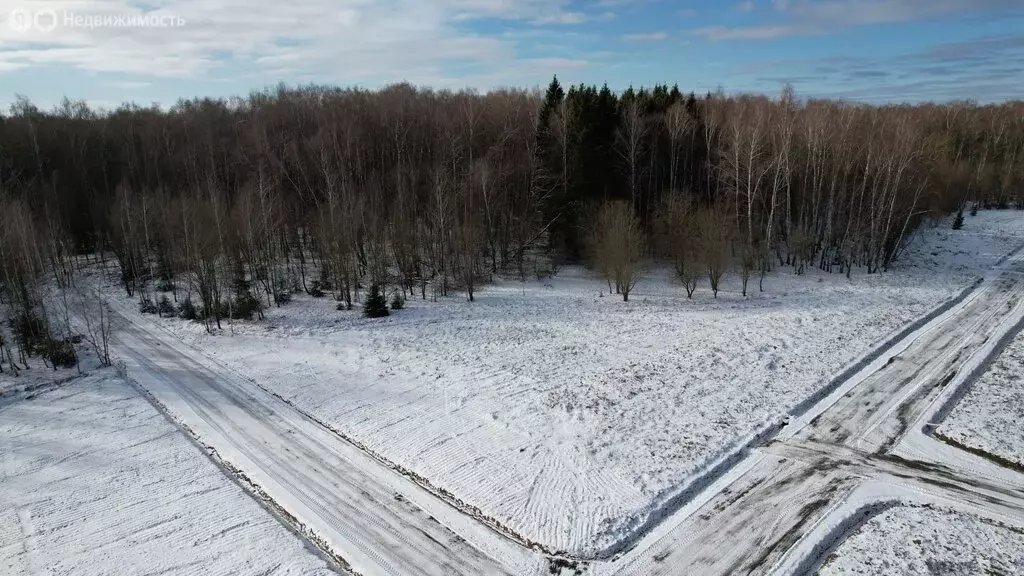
xmin=109 ymin=80 xmax=152 ymax=89
xmin=621 ymin=31 xmax=667 ymax=42
xmin=771 ymin=0 xmax=985 ymax=26
xmin=692 ymin=25 xmax=807 ymax=40
xmin=532 ymin=11 xmax=588 ymax=24
xmin=0 ymin=0 xmax=603 ymax=88
xmin=695 ymin=0 xmax=1018 ymax=41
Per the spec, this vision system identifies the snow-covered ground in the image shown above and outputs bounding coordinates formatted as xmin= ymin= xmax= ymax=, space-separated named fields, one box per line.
xmin=0 ymin=354 xmax=85 ymax=397
xmin=0 ymin=323 xmax=98 ymax=398
xmin=938 ymin=326 xmax=1024 ymax=467
xmin=819 ymin=505 xmax=1024 ymax=575
xmin=0 ymin=371 xmax=336 ymax=575
xmin=101 ymin=210 xmax=1024 ymax=555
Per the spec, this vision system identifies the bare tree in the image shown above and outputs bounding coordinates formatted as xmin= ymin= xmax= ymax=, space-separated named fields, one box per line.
xmin=698 ymin=206 xmax=731 ymax=298
xmin=590 ymin=200 xmax=645 ymax=302
xmin=617 ymin=101 xmax=648 ymax=208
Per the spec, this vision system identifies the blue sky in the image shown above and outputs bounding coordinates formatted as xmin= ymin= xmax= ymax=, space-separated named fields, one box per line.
xmin=1 ymin=0 xmax=1021 ymax=111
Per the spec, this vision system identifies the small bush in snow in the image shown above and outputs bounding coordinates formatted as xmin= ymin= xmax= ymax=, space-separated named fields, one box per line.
xmin=45 ymin=338 xmax=77 ymax=368
xmin=390 ymin=293 xmax=404 ymax=310
xmin=139 ymin=298 xmax=158 ymax=315
xmin=309 ymin=281 xmax=325 ymax=298
xmin=363 ymin=284 xmax=389 ymax=318
xmin=178 ymin=298 xmax=199 ymax=320
xmin=11 ymin=312 xmax=47 ymax=353
xmin=157 ymin=295 xmax=175 ymax=317
xmin=275 ymin=291 xmax=292 ymax=305
xmin=952 ymin=208 xmax=965 ymax=230
xmin=226 ymin=293 xmax=263 ymax=320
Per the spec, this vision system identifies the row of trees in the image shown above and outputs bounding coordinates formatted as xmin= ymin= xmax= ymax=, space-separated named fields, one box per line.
xmin=0 ymin=194 xmax=111 ymax=374
xmin=0 ymin=80 xmax=1021 ymax=370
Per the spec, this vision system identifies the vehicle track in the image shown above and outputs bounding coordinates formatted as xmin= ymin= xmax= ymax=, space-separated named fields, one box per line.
xmin=598 ymin=254 xmax=1024 ymax=575
xmin=104 ymin=252 xmax=1024 ymax=576
xmin=112 ymin=314 xmax=534 ymax=576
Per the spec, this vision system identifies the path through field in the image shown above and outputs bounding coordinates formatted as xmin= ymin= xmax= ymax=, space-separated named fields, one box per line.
xmin=108 ymin=250 xmax=1024 ymax=575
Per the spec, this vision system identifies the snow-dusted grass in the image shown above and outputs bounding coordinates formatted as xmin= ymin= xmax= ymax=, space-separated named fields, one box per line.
xmin=103 ymin=211 xmax=1024 ymax=555
xmin=819 ymin=505 xmax=1024 ymax=575
xmin=0 ymin=371 xmax=335 ymax=576
xmin=938 ymin=326 xmax=1024 ymax=467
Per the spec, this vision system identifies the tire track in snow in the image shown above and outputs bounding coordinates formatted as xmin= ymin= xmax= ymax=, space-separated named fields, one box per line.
xmin=111 ymin=311 xmax=536 ymax=576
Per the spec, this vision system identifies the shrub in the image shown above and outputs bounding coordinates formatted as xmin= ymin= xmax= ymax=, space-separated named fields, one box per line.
xmin=139 ymin=298 xmax=158 ymax=314
xmin=363 ymin=284 xmax=390 ymax=318
xmin=12 ymin=312 xmax=48 ymax=353
xmin=227 ymin=293 xmax=264 ymax=320
xmin=336 ymin=302 xmax=346 ymax=311
xmin=952 ymin=208 xmax=965 ymax=230
xmin=309 ymin=281 xmax=325 ymax=298
xmin=275 ymin=291 xmax=292 ymax=305
xmin=45 ymin=338 xmax=77 ymax=368
xmin=178 ymin=298 xmax=199 ymax=320
xmin=156 ymin=278 xmax=174 ymax=292
xmin=390 ymin=293 xmax=404 ymax=310
xmin=157 ymin=295 xmax=176 ymax=317
xmin=970 ymin=203 xmax=978 ymax=217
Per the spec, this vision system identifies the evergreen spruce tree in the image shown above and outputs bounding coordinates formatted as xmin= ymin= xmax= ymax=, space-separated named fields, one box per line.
xmin=178 ymin=297 xmax=199 ymax=320
xmin=669 ymin=84 xmax=682 ymax=102
xmin=535 ymin=76 xmax=568 ymax=255
xmin=536 ymin=76 xmax=564 ymax=145
xmin=363 ymin=284 xmax=390 ymax=318
xmin=157 ymin=295 xmax=175 ymax=317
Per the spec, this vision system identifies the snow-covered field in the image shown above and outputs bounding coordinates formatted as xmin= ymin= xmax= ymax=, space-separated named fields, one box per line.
xmin=819 ymin=505 xmax=1024 ymax=575
xmin=103 ymin=211 xmax=1024 ymax=555
xmin=0 ymin=371 xmax=335 ymax=575
xmin=938 ymin=326 xmax=1024 ymax=467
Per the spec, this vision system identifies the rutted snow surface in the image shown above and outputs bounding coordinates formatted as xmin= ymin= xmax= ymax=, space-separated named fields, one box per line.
xmin=819 ymin=505 xmax=1024 ymax=575
xmin=938 ymin=326 xmax=1024 ymax=467
xmin=0 ymin=372 xmax=335 ymax=576
xmin=105 ymin=211 xmax=1024 ymax=555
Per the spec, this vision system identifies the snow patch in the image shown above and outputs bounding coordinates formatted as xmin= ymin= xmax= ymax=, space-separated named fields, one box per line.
xmin=819 ymin=505 xmax=1024 ymax=575
xmin=0 ymin=371 xmax=336 ymax=575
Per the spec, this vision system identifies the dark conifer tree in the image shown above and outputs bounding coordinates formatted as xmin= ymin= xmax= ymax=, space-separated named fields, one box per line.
xmin=363 ymin=284 xmax=390 ymax=318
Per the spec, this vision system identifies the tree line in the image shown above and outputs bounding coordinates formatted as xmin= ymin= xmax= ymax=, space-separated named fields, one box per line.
xmin=0 ymin=79 xmax=1021 ymax=370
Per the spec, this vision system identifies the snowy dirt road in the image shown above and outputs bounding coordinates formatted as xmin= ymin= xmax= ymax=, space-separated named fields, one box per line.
xmin=110 ymin=312 xmax=545 ymax=576
xmin=103 ymin=244 xmax=1024 ymax=575
xmin=599 ymin=252 xmax=1024 ymax=575
xmin=0 ymin=372 xmax=337 ymax=576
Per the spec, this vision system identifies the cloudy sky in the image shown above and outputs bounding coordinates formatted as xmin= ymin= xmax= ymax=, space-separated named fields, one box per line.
xmin=1 ymin=0 xmax=1021 ymax=110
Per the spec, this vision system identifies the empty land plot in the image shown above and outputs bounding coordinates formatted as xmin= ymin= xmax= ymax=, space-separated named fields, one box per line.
xmin=819 ymin=505 xmax=1024 ymax=575
xmin=105 ymin=211 xmax=1024 ymax=555
xmin=0 ymin=371 xmax=336 ymax=576
xmin=938 ymin=325 xmax=1024 ymax=468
